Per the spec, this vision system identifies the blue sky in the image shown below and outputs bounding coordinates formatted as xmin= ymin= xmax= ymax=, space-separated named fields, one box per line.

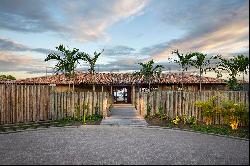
xmin=0 ymin=0 xmax=249 ymax=79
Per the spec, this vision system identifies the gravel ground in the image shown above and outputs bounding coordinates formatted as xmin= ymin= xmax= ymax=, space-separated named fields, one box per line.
xmin=0 ymin=125 xmax=249 ymax=165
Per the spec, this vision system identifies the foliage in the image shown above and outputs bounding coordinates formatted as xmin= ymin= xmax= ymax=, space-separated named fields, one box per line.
xmin=171 ymin=116 xmax=180 ymax=125
xmin=180 ymin=115 xmax=187 ymax=124
xmin=77 ymin=49 xmax=104 ymax=74
xmin=188 ymin=52 xmax=211 ymax=91
xmin=186 ymin=116 xmax=197 ymax=125
xmin=170 ymin=50 xmax=195 ymax=71
xmin=170 ymin=49 xmax=195 ymax=90
xmin=74 ymin=105 xmax=81 ymax=120
xmin=74 ymin=101 xmax=90 ymax=124
xmin=235 ymin=54 xmax=249 ymax=75
xmin=221 ymin=100 xmax=249 ymax=130
xmin=227 ymin=77 xmax=242 ymax=91
xmin=45 ymin=44 xmax=83 ymax=77
xmin=171 ymin=115 xmax=196 ymax=126
xmin=134 ymin=59 xmax=164 ymax=91
xmin=84 ymin=114 xmax=103 ymax=121
xmin=191 ymin=124 xmax=230 ymax=135
xmin=0 ymin=74 xmax=16 ymax=80
xmin=82 ymin=102 xmax=90 ymax=125
xmin=194 ymin=96 xmax=221 ymax=125
xmin=146 ymin=104 xmax=152 ymax=116
xmin=157 ymin=105 xmax=165 ymax=121
xmin=213 ymin=54 xmax=249 ymax=91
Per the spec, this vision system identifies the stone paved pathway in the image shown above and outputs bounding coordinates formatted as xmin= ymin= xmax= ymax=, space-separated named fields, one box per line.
xmin=100 ymin=104 xmax=148 ymax=126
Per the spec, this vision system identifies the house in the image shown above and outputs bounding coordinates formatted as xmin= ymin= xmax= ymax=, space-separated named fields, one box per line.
xmin=12 ymin=72 xmax=229 ymax=104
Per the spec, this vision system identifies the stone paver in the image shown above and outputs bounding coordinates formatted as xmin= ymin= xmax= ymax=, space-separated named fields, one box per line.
xmin=101 ymin=104 xmax=148 ymax=126
xmin=0 ymin=126 xmax=248 ymax=165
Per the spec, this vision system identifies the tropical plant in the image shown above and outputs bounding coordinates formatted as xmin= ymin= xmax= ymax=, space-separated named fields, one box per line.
xmin=234 ymin=55 xmax=249 ymax=90
xmin=189 ymin=52 xmax=211 ymax=92
xmin=180 ymin=115 xmax=188 ymax=124
xmin=77 ymin=49 xmax=104 ymax=91
xmin=78 ymin=49 xmax=104 ymax=74
xmin=81 ymin=101 xmax=90 ymax=125
xmin=221 ymin=100 xmax=249 ymax=130
xmin=74 ymin=105 xmax=81 ymax=120
xmin=212 ymin=55 xmax=248 ymax=91
xmin=134 ymin=59 xmax=164 ymax=92
xmin=172 ymin=116 xmax=180 ymax=125
xmin=45 ymin=44 xmax=82 ymax=77
xmin=0 ymin=74 xmax=16 ymax=80
xmin=153 ymin=105 xmax=168 ymax=122
xmin=186 ymin=116 xmax=197 ymax=125
xmin=146 ymin=103 xmax=152 ymax=116
xmin=194 ymin=96 xmax=221 ymax=125
xmin=170 ymin=50 xmax=195 ymax=90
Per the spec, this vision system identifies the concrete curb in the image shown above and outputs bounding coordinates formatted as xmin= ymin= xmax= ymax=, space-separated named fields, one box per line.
xmin=146 ymin=125 xmax=249 ymax=141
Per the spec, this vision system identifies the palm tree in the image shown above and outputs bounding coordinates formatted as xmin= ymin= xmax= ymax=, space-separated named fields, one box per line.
xmin=78 ymin=49 xmax=104 ymax=91
xmin=170 ymin=49 xmax=195 ymax=90
xmin=189 ymin=52 xmax=210 ymax=92
xmin=45 ymin=44 xmax=81 ymax=91
xmin=134 ymin=59 xmax=164 ymax=92
xmin=45 ymin=44 xmax=80 ymax=77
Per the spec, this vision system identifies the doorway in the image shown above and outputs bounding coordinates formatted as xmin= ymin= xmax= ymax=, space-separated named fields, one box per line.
xmin=113 ymin=86 xmax=131 ymax=104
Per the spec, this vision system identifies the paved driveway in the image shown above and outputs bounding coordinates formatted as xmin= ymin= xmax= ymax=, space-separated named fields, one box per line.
xmin=0 ymin=126 xmax=248 ymax=165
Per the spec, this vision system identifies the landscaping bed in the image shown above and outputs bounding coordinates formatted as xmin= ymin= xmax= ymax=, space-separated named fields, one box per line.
xmin=145 ymin=115 xmax=249 ymax=139
xmin=0 ymin=114 xmax=103 ymax=133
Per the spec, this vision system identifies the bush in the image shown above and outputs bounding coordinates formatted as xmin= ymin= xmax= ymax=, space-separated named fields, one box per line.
xmin=194 ymin=96 xmax=221 ymax=125
xmin=146 ymin=104 xmax=152 ymax=116
xmin=186 ymin=116 xmax=197 ymax=125
xmin=221 ymin=100 xmax=249 ymax=130
xmin=171 ymin=116 xmax=180 ymax=125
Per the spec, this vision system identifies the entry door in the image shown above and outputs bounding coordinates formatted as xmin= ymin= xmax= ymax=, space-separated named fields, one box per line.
xmin=113 ymin=87 xmax=128 ymax=103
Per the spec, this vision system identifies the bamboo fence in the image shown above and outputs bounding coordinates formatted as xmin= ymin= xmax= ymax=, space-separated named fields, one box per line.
xmin=134 ymin=90 xmax=249 ymax=125
xmin=0 ymin=84 xmax=111 ymax=125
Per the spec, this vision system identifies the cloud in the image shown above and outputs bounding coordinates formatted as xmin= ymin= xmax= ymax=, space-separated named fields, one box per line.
xmin=0 ymin=51 xmax=46 ymax=73
xmin=0 ymin=0 xmax=149 ymax=42
xmin=0 ymin=37 xmax=53 ymax=54
xmin=103 ymin=45 xmax=136 ymax=57
xmin=143 ymin=0 xmax=249 ymax=61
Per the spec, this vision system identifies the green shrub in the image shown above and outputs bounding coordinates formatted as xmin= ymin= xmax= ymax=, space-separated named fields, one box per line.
xmin=221 ymin=100 xmax=249 ymax=130
xmin=146 ymin=104 xmax=152 ymax=116
xmin=194 ymin=96 xmax=221 ymax=125
xmin=186 ymin=116 xmax=197 ymax=125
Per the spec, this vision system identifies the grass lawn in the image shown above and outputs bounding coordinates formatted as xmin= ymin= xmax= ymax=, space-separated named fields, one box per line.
xmin=0 ymin=114 xmax=103 ymax=133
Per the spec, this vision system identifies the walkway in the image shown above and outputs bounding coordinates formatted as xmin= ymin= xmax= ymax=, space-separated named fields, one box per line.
xmin=100 ymin=104 xmax=148 ymax=126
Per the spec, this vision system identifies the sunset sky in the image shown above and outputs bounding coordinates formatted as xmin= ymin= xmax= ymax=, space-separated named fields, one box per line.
xmin=0 ymin=0 xmax=249 ymax=80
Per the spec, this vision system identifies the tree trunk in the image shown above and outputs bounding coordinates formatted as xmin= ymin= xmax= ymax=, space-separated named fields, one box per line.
xmin=149 ymin=82 xmax=151 ymax=92
xmin=199 ymin=67 xmax=202 ymax=92
xmin=181 ymin=68 xmax=184 ymax=91
xmin=181 ymin=71 xmax=184 ymax=91
xmin=73 ymin=69 xmax=75 ymax=92
xmin=243 ymin=72 xmax=245 ymax=91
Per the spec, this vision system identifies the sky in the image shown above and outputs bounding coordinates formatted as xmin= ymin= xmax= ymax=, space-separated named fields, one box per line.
xmin=0 ymin=0 xmax=249 ymax=80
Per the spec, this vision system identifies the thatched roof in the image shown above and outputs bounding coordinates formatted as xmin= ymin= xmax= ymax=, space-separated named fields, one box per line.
xmin=13 ymin=72 xmax=227 ymax=85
